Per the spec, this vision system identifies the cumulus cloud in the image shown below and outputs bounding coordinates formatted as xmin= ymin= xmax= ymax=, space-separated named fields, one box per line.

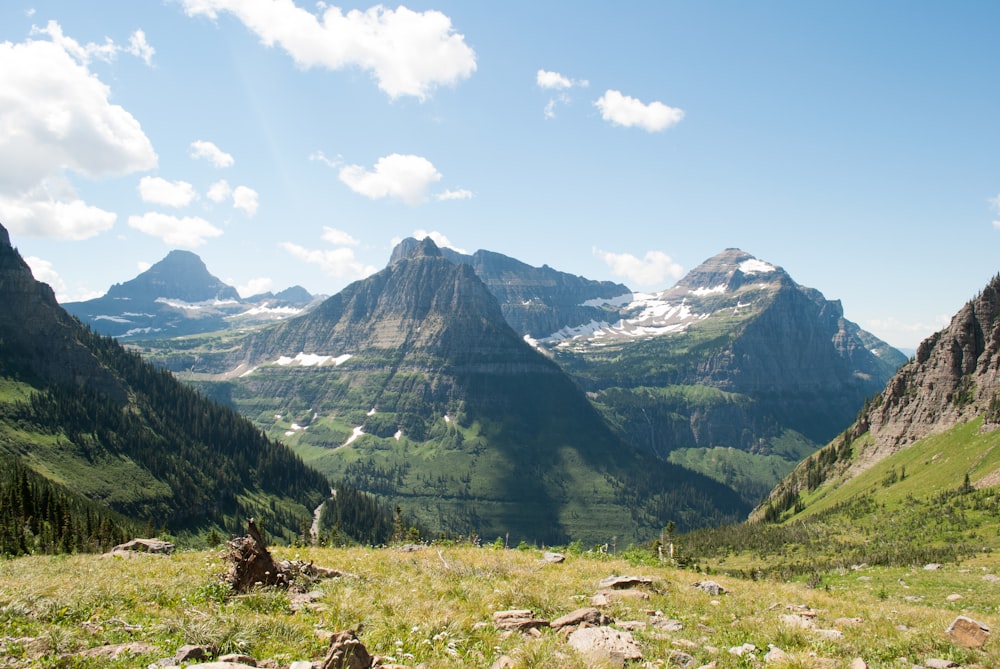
xmin=181 ymin=0 xmax=476 ymax=100
xmin=206 ymin=179 xmax=232 ymax=203
xmin=190 ymin=140 xmax=234 ymax=168
xmin=126 ymin=29 xmax=155 ymax=65
xmin=138 ymin=176 xmax=197 ymax=207
xmin=128 ymin=212 xmax=223 ymax=247
xmin=594 ymin=247 xmax=684 ymax=287
xmin=436 ymin=188 xmax=473 ymax=201
xmin=536 ymin=69 xmax=587 ymax=119
xmin=280 ymin=241 xmax=377 ymax=281
xmin=23 ymin=256 xmax=66 ymax=294
xmin=413 ymin=229 xmax=466 ymax=254
xmin=31 ymin=21 xmax=156 ymax=66
xmin=232 ymin=185 xmax=259 ymax=216
xmin=235 ymin=276 xmax=273 ymax=298
xmin=321 ymin=226 xmax=360 ymax=246
xmin=0 ymin=26 xmax=157 ymax=239
xmin=595 ymin=89 xmax=684 ymax=132
xmin=339 ymin=153 xmax=441 ymax=205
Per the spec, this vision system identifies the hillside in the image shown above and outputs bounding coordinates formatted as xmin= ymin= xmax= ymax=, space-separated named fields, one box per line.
xmin=0 ymin=224 xmax=330 ymax=543
xmin=548 ymin=249 xmax=906 ymax=505
xmin=148 ymin=238 xmax=747 ymax=544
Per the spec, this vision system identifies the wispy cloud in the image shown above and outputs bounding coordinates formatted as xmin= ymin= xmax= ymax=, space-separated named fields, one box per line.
xmin=190 ymin=140 xmax=234 ymax=168
xmin=595 ymin=89 xmax=684 ymax=132
xmin=128 ymin=212 xmax=223 ymax=247
xmin=594 ymin=247 xmax=684 ymax=287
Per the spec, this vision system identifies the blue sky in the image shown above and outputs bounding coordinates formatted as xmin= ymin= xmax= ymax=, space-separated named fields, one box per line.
xmin=2 ymin=1 xmax=999 ymax=350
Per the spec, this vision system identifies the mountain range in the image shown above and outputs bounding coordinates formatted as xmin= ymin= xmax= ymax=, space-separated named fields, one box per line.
xmin=62 ymin=250 xmax=323 ymax=340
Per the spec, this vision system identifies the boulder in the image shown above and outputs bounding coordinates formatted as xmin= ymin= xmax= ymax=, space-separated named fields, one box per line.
xmin=691 ymin=580 xmax=727 ymax=596
xmin=111 ymin=538 xmax=175 ymax=554
xmin=175 ymin=645 xmax=211 ymax=663
xmin=321 ymin=630 xmax=373 ymax=669
xmin=493 ymin=609 xmax=550 ymax=632
xmin=946 ymin=615 xmax=990 ymax=648
xmin=550 ymin=607 xmax=611 ymax=631
xmin=542 ymin=551 xmax=566 ymax=563
xmin=567 ymin=626 xmax=642 ymax=665
xmin=598 ymin=575 xmax=654 ymax=590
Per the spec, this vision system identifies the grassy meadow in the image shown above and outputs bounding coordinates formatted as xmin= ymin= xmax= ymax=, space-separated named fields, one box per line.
xmin=1 ymin=542 xmax=998 ymax=668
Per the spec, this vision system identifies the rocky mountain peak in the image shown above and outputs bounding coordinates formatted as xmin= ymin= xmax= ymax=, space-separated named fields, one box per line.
xmin=389 ymin=236 xmax=443 ymax=264
xmin=106 ymin=249 xmax=240 ymax=302
xmin=669 ymin=248 xmax=788 ymax=297
xmin=0 ymin=222 xmax=10 ymax=248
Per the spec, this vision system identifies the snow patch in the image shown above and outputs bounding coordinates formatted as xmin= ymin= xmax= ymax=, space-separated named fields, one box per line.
xmin=155 ymin=297 xmax=240 ymax=310
xmin=273 ymin=352 xmax=353 ymax=367
xmin=393 ymin=430 xmax=402 ymax=441
xmin=444 ymin=415 xmax=451 ymax=423
xmin=94 ymin=315 xmax=134 ymax=323
xmin=238 ymin=302 xmax=304 ymax=318
xmin=121 ymin=327 xmax=161 ymax=337
xmin=580 ymin=292 xmax=633 ymax=308
xmin=342 ymin=426 xmax=364 ymax=447
xmin=689 ymin=284 xmax=726 ymax=296
xmin=367 ymin=407 xmax=377 ymax=416
xmin=739 ymin=258 xmax=776 ymax=275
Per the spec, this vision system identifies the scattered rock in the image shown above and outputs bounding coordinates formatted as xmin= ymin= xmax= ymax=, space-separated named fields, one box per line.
xmin=218 ymin=654 xmax=257 ymax=666
xmin=288 ymin=662 xmax=313 ymax=669
xmin=598 ymin=575 xmax=655 ymax=590
xmin=764 ymin=645 xmax=789 ymax=663
xmin=102 ymin=538 xmax=175 ymax=558
xmin=67 ymin=641 xmax=154 ymax=660
xmin=667 ymin=649 xmax=697 ymax=667
xmin=650 ymin=616 xmax=684 ymax=632
xmin=694 ymin=663 xmax=717 ymax=669
xmin=185 ymin=664 xmax=257 ymax=669
xmin=567 ymin=626 xmax=643 ymax=665
xmin=542 ymin=551 xmax=565 ymax=563
xmin=945 ymin=593 xmax=963 ymax=602
xmin=490 ymin=656 xmax=515 ymax=669
xmin=848 ymin=658 xmax=868 ymax=669
xmin=779 ymin=614 xmax=814 ymax=629
xmin=946 ymin=615 xmax=991 ymax=648
xmin=616 ymin=620 xmax=646 ymax=631
xmin=834 ymin=617 xmax=864 ymax=628
xmin=493 ymin=609 xmax=550 ymax=632
xmin=923 ymin=660 xmax=959 ymax=669
xmin=691 ymin=580 xmax=727 ymax=596
xmin=814 ymin=629 xmax=844 ymax=640
xmin=983 ymin=573 xmax=1000 ymax=583
xmin=729 ymin=643 xmax=757 ymax=657
xmin=321 ymin=630 xmax=373 ymax=669
xmin=924 ymin=563 xmax=943 ymax=571
xmin=175 ymin=644 xmax=211 ymax=663
xmin=550 ymin=607 xmax=610 ymax=631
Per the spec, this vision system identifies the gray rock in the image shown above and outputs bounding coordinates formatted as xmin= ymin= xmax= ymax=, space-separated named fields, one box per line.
xmin=598 ymin=575 xmax=655 ymax=590
xmin=946 ymin=615 xmax=990 ymax=648
xmin=923 ymin=660 xmax=959 ymax=669
xmin=923 ymin=563 xmax=943 ymax=571
xmin=175 ymin=645 xmax=211 ymax=663
xmin=567 ymin=626 xmax=642 ymax=665
xmin=542 ymin=551 xmax=565 ymax=563
xmin=692 ymin=580 xmax=727 ymax=595
xmin=218 ymin=655 xmax=257 ymax=666
xmin=668 ymin=650 xmax=697 ymax=668
xmin=764 ymin=645 xmax=789 ymax=663
xmin=550 ymin=607 xmax=610 ymax=631
xmin=492 ymin=609 xmax=550 ymax=632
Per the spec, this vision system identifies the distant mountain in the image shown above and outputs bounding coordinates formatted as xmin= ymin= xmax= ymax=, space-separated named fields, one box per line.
xmin=0 ymin=224 xmax=330 ymax=543
xmin=391 ymin=237 xmax=632 ymax=338
xmin=154 ymin=237 xmax=748 ymax=544
xmin=545 ymin=248 xmax=907 ymax=505
xmin=757 ymin=272 xmax=1000 ymax=523
xmin=63 ymin=250 xmax=321 ymax=339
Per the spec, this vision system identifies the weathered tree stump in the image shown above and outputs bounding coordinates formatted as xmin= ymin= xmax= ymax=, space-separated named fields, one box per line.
xmin=224 ymin=518 xmax=291 ymax=592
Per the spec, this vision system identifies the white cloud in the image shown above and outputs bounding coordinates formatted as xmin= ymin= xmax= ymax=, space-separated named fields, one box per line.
xmin=128 ymin=212 xmax=223 ymax=248
xmin=181 ymin=0 xmax=476 ymax=100
xmin=137 ymin=260 xmax=152 ymax=272
xmin=190 ymin=140 xmax=234 ymax=168
xmin=0 ymin=26 xmax=157 ymax=239
xmin=32 ymin=20 xmax=119 ymax=64
xmin=233 ymin=185 xmax=259 ymax=216
xmin=206 ymin=179 xmax=232 ymax=203
xmin=309 ymin=150 xmax=342 ymax=168
xmin=138 ymin=176 xmax=197 ymax=207
xmin=867 ymin=315 xmax=951 ymax=351
xmin=321 ymin=226 xmax=360 ymax=246
xmin=126 ymin=29 xmax=155 ymax=66
xmin=536 ymin=69 xmax=587 ymax=90
xmin=339 ymin=153 xmax=441 ymax=205
xmin=594 ymin=247 xmax=684 ymax=287
xmin=235 ymin=276 xmax=273 ymax=297
xmin=413 ymin=229 xmax=466 ymax=254
xmin=280 ymin=241 xmax=377 ymax=280
xmin=436 ymin=188 xmax=473 ymax=201
xmin=23 ymin=256 xmax=66 ymax=294
xmin=595 ymin=89 xmax=684 ymax=132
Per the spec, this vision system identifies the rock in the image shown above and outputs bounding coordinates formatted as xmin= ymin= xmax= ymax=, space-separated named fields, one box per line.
xmin=650 ymin=616 xmax=684 ymax=632
xmin=110 ymin=538 xmax=175 ymax=554
xmin=598 ymin=575 xmax=655 ymax=589
xmin=848 ymin=658 xmax=868 ymax=669
xmin=542 ymin=551 xmax=565 ymax=563
xmin=945 ymin=593 xmax=963 ymax=601
xmin=567 ymin=626 xmax=643 ymax=665
xmin=923 ymin=660 xmax=959 ymax=669
xmin=218 ymin=655 xmax=257 ymax=666
xmin=983 ymin=573 xmax=1000 ymax=583
xmin=490 ymin=656 xmax=515 ymax=669
xmin=550 ymin=607 xmax=611 ymax=631
xmin=946 ymin=615 xmax=990 ymax=648
xmin=67 ymin=641 xmax=154 ymax=659
xmin=667 ymin=650 xmax=697 ymax=667
xmin=813 ymin=629 xmax=844 ymax=640
xmin=175 ymin=645 xmax=211 ymax=663
xmin=764 ymin=645 xmax=789 ymax=663
xmin=691 ymin=580 xmax=727 ymax=596
xmin=834 ymin=617 xmax=864 ymax=628
xmin=321 ymin=630 xmax=373 ymax=669
xmin=592 ymin=589 xmax=651 ymax=605
xmin=729 ymin=644 xmax=756 ymax=657
xmin=288 ymin=662 xmax=314 ymax=669
xmin=185 ymin=664 xmax=258 ymax=669
xmin=493 ymin=609 xmax=550 ymax=632
xmin=924 ymin=563 xmax=943 ymax=570
xmin=694 ymin=663 xmax=717 ymax=669
xmin=779 ymin=614 xmax=814 ymax=629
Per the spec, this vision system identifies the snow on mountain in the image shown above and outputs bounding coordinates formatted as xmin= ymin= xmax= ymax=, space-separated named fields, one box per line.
xmin=273 ymin=352 xmax=353 ymax=368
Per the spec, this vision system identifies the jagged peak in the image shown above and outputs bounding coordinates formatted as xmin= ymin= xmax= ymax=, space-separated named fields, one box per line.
xmin=389 ymin=236 xmax=443 ymax=265
xmin=105 ymin=249 xmax=240 ymax=302
xmin=0 ymin=222 xmax=10 ymax=249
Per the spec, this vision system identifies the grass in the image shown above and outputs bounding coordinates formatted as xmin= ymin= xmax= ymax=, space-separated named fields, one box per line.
xmin=1 ymin=543 xmax=998 ymax=668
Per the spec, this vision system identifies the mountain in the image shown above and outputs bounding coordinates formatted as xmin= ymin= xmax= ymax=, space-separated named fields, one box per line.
xmin=544 ymin=248 xmax=907 ymax=505
xmin=757 ymin=272 xmax=1000 ymax=523
xmin=0 ymin=224 xmax=330 ymax=543
xmin=391 ymin=237 xmax=633 ymax=338
xmin=154 ymin=237 xmax=748 ymax=544
xmin=63 ymin=250 xmax=321 ymax=339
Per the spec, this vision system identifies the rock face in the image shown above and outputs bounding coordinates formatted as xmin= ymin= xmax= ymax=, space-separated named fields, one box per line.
xmin=863 ymin=276 xmax=1000 ymax=464
xmin=63 ymin=250 xmax=318 ymax=339
xmin=390 ymin=237 xmax=632 ymax=338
